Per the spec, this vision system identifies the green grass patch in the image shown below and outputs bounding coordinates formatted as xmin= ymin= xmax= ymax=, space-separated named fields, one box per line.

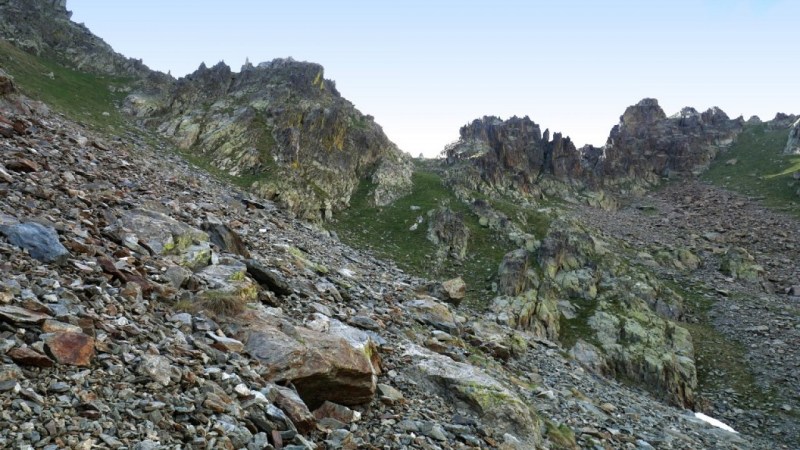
xmin=330 ymin=168 xmax=511 ymax=305
xmin=673 ymin=284 xmax=777 ymax=409
xmin=558 ymin=297 xmax=601 ymax=350
xmin=703 ymin=123 xmax=800 ymax=215
xmin=0 ymin=40 xmax=131 ymax=131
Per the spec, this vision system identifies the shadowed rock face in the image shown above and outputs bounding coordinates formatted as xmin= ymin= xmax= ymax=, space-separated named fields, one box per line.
xmin=445 ymin=116 xmax=590 ymax=193
xmin=445 ymin=99 xmax=745 ymax=194
xmin=599 ymin=99 xmax=744 ymax=184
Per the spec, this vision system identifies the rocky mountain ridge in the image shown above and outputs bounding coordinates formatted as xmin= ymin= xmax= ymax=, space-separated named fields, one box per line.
xmin=0 ymin=0 xmax=412 ymax=222
xmin=444 ymin=98 xmax=750 ymax=200
xmin=1 ymin=65 xmax=779 ymax=450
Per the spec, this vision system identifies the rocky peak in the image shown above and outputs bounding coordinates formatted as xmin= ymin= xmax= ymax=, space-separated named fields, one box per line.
xmin=127 ymin=58 xmax=412 ymax=220
xmin=619 ymin=97 xmax=667 ymax=126
xmin=602 ymin=99 xmax=744 ymax=185
xmin=444 ymin=115 xmax=588 ymax=195
xmin=0 ymin=0 xmax=156 ymax=78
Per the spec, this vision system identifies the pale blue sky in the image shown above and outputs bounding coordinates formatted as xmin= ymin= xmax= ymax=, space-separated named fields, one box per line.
xmin=69 ymin=0 xmax=798 ymax=157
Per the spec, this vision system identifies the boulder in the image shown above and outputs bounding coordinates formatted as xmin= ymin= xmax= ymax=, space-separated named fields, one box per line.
xmin=203 ymin=220 xmax=250 ymax=258
xmin=423 ymin=277 xmax=467 ymax=306
xmin=107 ymin=209 xmax=211 ymax=268
xmin=0 ymin=222 xmax=70 ymax=264
xmin=719 ymin=247 xmax=763 ymax=282
xmin=404 ymin=296 xmax=459 ymax=334
xmin=427 ymin=207 xmax=470 ymax=263
xmin=404 ymin=344 xmax=542 ymax=446
xmin=242 ymin=310 xmax=380 ymax=409
xmin=43 ymin=332 xmax=95 ymax=366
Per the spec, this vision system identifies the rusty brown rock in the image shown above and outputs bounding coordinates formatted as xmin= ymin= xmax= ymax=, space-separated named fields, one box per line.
xmin=272 ymin=385 xmax=315 ymax=434
xmin=44 ymin=332 xmax=95 ymax=366
xmin=243 ymin=311 xmax=380 ymax=409
xmin=313 ymin=400 xmax=360 ymax=423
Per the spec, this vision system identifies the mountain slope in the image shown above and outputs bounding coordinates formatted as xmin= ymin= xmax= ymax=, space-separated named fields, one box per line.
xmin=0 ymin=62 xmax=774 ymax=450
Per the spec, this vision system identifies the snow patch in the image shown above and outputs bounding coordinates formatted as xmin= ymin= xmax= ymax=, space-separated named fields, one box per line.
xmin=694 ymin=412 xmax=738 ymax=434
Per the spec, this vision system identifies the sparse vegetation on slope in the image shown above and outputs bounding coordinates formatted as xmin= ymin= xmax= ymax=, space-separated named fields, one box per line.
xmin=0 ymin=40 xmax=130 ymax=130
xmin=703 ymin=123 xmax=800 ymax=215
xmin=331 ymin=163 xmax=512 ymax=304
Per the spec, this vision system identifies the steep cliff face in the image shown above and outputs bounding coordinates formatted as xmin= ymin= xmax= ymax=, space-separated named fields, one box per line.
xmin=599 ymin=98 xmax=744 ymax=185
xmin=444 ymin=116 xmax=593 ymax=196
xmin=125 ymin=59 xmax=412 ymax=220
xmin=444 ymin=99 xmax=745 ymax=199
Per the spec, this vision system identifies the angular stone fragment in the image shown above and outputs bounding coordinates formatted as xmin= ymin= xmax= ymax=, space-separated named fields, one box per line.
xmin=271 ymin=385 xmax=315 ymax=433
xmin=203 ymin=220 xmax=250 ymax=258
xmin=245 ymin=259 xmax=292 ymax=296
xmin=243 ymin=311 xmax=380 ymax=409
xmin=5 ymin=158 xmax=39 ymax=172
xmin=313 ymin=401 xmax=361 ymax=423
xmin=0 ymin=305 xmax=52 ymax=324
xmin=208 ymin=333 xmax=244 ymax=352
xmin=8 ymin=347 xmax=54 ymax=367
xmin=44 ymin=332 xmax=95 ymax=366
xmin=0 ymin=222 xmax=70 ymax=264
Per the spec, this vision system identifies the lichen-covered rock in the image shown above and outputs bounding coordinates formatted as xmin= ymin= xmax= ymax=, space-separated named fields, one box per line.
xmin=107 ymin=209 xmax=211 ymax=269
xmin=719 ymin=246 xmax=763 ymax=282
xmin=427 ymin=207 xmax=470 ymax=263
xmin=128 ymin=59 xmax=412 ymax=221
xmin=404 ymin=344 xmax=542 ymax=447
xmin=585 ymin=309 xmax=697 ymax=407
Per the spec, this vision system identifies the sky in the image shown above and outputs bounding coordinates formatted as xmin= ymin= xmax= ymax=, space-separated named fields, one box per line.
xmin=69 ymin=0 xmax=799 ymax=157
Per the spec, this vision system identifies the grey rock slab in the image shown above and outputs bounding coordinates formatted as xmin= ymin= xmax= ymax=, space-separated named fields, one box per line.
xmin=0 ymin=222 xmax=70 ymax=264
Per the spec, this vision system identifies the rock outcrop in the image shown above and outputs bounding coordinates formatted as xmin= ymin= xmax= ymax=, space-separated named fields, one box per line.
xmin=785 ymin=117 xmax=800 ymax=154
xmin=0 ymin=0 xmax=164 ymax=81
xmin=444 ymin=99 xmax=745 ymax=198
xmin=599 ymin=99 xmax=744 ymax=185
xmin=126 ymin=59 xmax=413 ymax=221
xmin=444 ymin=116 xmax=590 ymax=195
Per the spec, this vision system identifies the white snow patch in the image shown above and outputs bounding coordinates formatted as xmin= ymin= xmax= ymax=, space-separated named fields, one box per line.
xmin=694 ymin=412 xmax=738 ymax=434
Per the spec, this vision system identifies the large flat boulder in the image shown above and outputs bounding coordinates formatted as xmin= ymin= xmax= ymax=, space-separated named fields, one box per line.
xmin=403 ymin=344 xmax=542 ymax=446
xmin=241 ymin=310 xmax=380 ymax=409
xmin=107 ymin=209 xmax=211 ymax=269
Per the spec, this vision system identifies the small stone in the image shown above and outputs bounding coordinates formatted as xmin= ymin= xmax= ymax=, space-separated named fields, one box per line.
xmin=208 ymin=332 xmax=244 ymax=352
xmin=377 ymin=383 xmax=404 ymax=404
xmin=138 ymin=354 xmax=174 ymax=385
xmin=600 ymin=402 xmax=617 ymax=413
xmin=313 ymin=401 xmax=361 ymax=423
